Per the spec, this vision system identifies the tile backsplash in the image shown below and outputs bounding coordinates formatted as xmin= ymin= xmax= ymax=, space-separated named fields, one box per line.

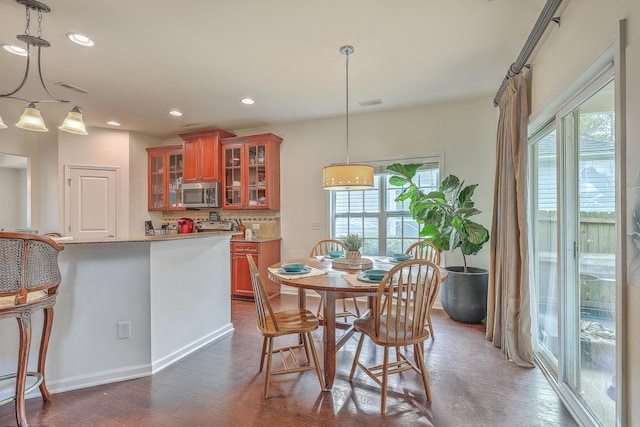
xmin=156 ymin=210 xmax=280 ymax=238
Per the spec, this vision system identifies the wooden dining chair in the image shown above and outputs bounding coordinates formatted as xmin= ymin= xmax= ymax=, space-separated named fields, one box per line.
xmin=246 ymin=254 xmax=324 ymax=398
xmin=405 ymin=241 xmax=440 ymax=340
xmin=349 ymin=259 xmax=441 ymax=413
xmin=309 ymin=239 xmax=360 ymax=321
xmin=0 ymin=232 xmax=64 ymax=427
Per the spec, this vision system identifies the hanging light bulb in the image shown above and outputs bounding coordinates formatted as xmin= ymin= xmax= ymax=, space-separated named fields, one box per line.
xmin=16 ymin=103 xmax=48 ymax=132
xmin=58 ymin=106 xmax=88 ymax=135
xmin=322 ymin=45 xmax=374 ymax=190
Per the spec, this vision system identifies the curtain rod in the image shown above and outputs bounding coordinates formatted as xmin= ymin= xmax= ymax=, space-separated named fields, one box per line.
xmin=493 ymin=0 xmax=564 ymax=107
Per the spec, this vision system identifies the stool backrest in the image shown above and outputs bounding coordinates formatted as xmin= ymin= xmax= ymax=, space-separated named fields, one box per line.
xmin=0 ymin=232 xmax=64 ymax=304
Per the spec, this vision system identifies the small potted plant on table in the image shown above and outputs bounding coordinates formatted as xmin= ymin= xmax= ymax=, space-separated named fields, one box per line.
xmin=342 ymin=233 xmax=363 ymax=265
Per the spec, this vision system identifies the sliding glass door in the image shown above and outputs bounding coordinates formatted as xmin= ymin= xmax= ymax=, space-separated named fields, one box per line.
xmin=531 ymin=77 xmax=616 ymax=427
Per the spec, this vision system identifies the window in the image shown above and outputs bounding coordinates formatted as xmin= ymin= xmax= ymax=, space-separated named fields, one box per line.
xmin=329 ymin=158 xmax=440 ymax=256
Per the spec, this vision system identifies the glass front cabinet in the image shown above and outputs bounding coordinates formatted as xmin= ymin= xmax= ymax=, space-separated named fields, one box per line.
xmin=146 ymin=145 xmax=184 ymax=211
xmin=221 ymin=133 xmax=282 ymax=210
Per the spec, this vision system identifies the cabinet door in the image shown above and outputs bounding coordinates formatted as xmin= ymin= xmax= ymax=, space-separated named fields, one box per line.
xmin=231 ymin=252 xmax=256 ymax=297
xmin=148 ymin=152 xmax=165 ymax=210
xmin=199 ymin=136 xmax=221 ymax=182
xmin=246 ymin=143 xmax=268 ymax=208
xmin=222 ymin=144 xmax=244 ymax=209
xmin=167 ymin=151 xmax=183 ymax=209
xmin=182 ymin=138 xmax=200 ymax=183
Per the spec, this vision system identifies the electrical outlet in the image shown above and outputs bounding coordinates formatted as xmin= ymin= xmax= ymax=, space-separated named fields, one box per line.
xmin=118 ymin=321 xmax=131 ymax=339
xmin=311 ymin=221 xmax=320 ymax=230
xmin=252 ymin=223 xmax=260 ymax=230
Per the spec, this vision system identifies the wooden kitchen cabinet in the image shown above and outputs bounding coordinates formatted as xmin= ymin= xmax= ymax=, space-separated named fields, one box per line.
xmin=221 ymin=133 xmax=282 ymax=210
xmin=146 ymin=145 xmax=185 ymax=211
xmin=230 ymin=239 xmax=281 ymax=299
xmin=179 ymin=129 xmax=236 ymax=184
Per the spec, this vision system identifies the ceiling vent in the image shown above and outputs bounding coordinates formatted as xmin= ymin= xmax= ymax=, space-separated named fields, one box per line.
xmin=54 ymin=81 xmax=89 ymax=94
xmin=359 ymin=99 xmax=382 ymax=107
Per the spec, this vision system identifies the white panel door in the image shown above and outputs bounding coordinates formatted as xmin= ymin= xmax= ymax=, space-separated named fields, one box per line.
xmin=66 ymin=166 xmax=117 ymax=238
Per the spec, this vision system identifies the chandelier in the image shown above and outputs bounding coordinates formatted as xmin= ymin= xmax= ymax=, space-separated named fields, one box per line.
xmin=0 ymin=0 xmax=88 ymax=135
xmin=322 ymin=45 xmax=373 ymax=190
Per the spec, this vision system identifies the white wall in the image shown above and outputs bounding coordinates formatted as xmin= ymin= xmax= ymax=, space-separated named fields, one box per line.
xmin=0 ymin=168 xmax=21 ymax=230
xmin=230 ymin=95 xmax=498 ymax=269
xmin=528 ymin=0 xmax=639 ymax=423
xmin=58 ymin=128 xmax=132 ymax=237
xmin=0 ymin=126 xmax=58 ymax=231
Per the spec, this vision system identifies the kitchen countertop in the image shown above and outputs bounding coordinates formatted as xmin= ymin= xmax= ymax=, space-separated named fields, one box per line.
xmin=52 ymin=231 xmax=235 ymax=245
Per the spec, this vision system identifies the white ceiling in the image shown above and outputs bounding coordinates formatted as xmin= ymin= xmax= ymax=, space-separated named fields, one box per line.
xmin=0 ymin=0 xmax=545 ymax=139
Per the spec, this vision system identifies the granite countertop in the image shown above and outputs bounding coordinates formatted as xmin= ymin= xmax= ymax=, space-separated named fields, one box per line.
xmin=53 ymin=231 xmax=235 ymax=245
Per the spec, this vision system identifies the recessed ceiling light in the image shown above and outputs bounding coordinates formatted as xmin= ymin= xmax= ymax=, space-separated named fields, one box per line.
xmin=241 ymin=98 xmax=255 ymax=105
xmin=107 ymin=121 xmax=121 ymax=127
xmin=1 ymin=44 xmax=28 ymax=56
xmin=66 ymin=33 xmax=94 ymax=47
xmin=169 ymin=110 xmax=183 ymax=117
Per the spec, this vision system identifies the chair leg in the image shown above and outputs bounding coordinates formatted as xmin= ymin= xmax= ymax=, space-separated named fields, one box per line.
xmin=316 ymin=294 xmax=324 ymax=320
xmin=349 ymin=333 xmax=365 ymax=381
xmin=381 ymin=346 xmax=389 ymax=414
xmin=259 ymin=337 xmax=268 ymax=372
xmin=351 ymin=298 xmax=361 ymax=318
xmin=414 ymin=343 xmax=431 ymax=401
xmin=305 ymin=332 xmax=325 ymax=391
xmin=15 ymin=311 xmax=32 ymax=427
xmin=427 ymin=313 xmax=435 ymax=341
xmin=38 ymin=307 xmax=54 ymax=401
xmin=263 ymin=337 xmax=274 ymax=399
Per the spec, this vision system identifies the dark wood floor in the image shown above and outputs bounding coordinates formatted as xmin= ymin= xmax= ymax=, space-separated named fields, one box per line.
xmin=0 ymin=295 xmax=577 ymax=426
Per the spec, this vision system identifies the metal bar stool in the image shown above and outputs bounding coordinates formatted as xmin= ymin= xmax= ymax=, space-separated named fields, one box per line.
xmin=0 ymin=232 xmax=64 ymax=427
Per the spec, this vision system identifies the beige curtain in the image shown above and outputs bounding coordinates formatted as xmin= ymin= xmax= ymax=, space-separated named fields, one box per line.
xmin=486 ymin=73 xmax=534 ymax=367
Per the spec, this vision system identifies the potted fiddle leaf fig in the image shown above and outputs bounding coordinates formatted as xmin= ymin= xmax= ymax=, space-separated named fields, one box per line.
xmin=387 ymin=163 xmax=490 ymax=323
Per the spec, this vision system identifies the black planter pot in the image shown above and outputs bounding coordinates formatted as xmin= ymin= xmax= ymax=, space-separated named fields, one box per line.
xmin=441 ymin=266 xmax=489 ymax=324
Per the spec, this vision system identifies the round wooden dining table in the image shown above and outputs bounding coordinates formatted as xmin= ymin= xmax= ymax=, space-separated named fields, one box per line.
xmin=268 ymin=256 xmax=383 ymax=390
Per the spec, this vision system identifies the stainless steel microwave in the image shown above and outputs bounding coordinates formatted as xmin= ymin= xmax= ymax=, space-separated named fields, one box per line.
xmin=182 ymin=182 xmax=221 ymax=208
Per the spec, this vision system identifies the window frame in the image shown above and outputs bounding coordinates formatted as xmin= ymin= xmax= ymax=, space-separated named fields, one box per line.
xmin=328 ymin=155 xmax=442 ymax=256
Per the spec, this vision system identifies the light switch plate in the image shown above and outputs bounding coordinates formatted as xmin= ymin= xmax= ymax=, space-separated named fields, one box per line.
xmin=311 ymin=221 xmax=320 ymax=230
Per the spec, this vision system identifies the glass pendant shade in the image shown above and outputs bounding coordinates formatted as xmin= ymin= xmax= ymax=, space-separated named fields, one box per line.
xmin=58 ymin=107 xmax=88 ymax=135
xmin=322 ymin=163 xmax=374 ymax=190
xmin=16 ymin=104 xmax=48 ymax=132
xmin=0 ymin=115 xmax=7 ymax=129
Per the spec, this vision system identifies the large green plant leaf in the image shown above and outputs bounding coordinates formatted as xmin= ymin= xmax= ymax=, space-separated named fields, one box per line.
xmin=440 ymin=175 xmax=460 ymax=193
xmin=386 ymin=163 xmax=422 ymax=180
xmin=465 ymin=221 xmax=490 ymax=244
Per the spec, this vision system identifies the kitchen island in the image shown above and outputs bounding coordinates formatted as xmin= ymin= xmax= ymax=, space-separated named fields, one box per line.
xmin=0 ymin=232 xmax=234 ymax=396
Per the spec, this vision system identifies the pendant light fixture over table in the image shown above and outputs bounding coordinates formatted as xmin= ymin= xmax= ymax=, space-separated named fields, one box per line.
xmin=322 ymin=45 xmax=373 ymax=190
xmin=0 ymin=0 xmax=88 ymax=135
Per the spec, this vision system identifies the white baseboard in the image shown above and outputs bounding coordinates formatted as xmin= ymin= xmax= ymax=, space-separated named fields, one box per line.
xmin=41 ymin=323 xmax=235 ymax=396
xmin=151 ymin=323 xmax=234 ymax=374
